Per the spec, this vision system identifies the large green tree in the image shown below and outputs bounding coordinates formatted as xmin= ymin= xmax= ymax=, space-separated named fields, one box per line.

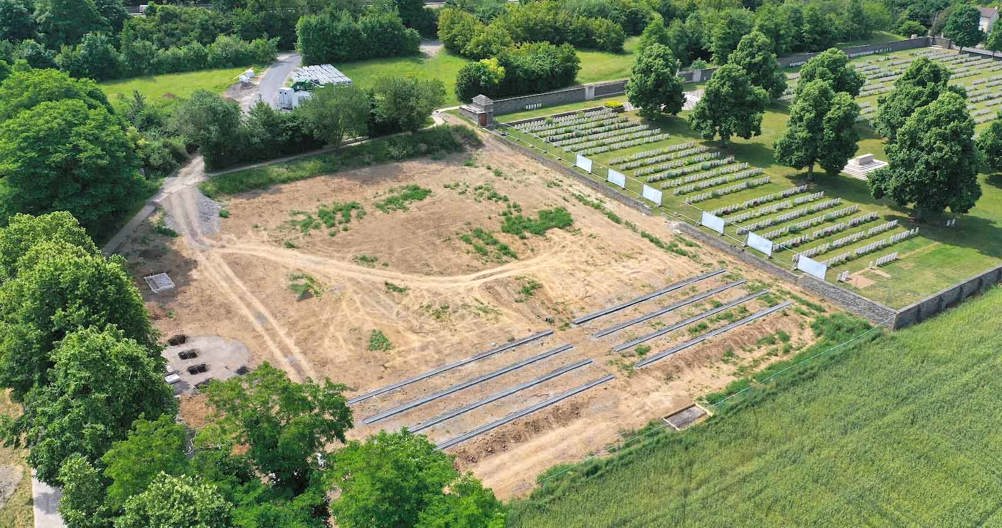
xmin=117 ymin=473 xmax=234 ymax=528
xmin=0 ymin=211 xmax=98 ymax=283
xmin=0 ymin=240 xmax=157 ymax=398
xmin=796 ymin=48 xmax=865 ymax=97
xmin=709 ymin=8 xmax=754 ymax=64
xmin=875 ymin=57 xmax=953 ymax=140
xmin=199 ymin=363 xmax=352 ymax=493
xmin=330 ymin=430 xmax=502 ymax=528
xmin=169 ymin=90 xmax=244 ymax=170
xmin=0 ymin=0 xmax=36 ymax=42
xmin=13 ymin=326 xmax=174 ymax=483
xmin=102 ymin=415 xmax=190 ymax=509
xmin=774 ymin=79 xmax=860 ymax=178
xmin=688 ymin=64 xmax=768 ymax=144
xmin=33 ymin=0 xmax=108 ymax=47
xmin=414 ymin=474 xmax=506 ymax=528
xmin=987 ymin=23 xmax=1002 ymax=55
xmin=58 ymin=454 xmax=114 ymax=528
xmin=626 ymin=43 xmax=685 ymax=118
xmin=0 ymin=68 xmax=111 ymax=121
xmin=943 ymin=4 xmax=983 ymax=49
xmin=869 ymin=91 xmax=981 ymax=219
xmin=0 ymin=99 xmax=144 ymax=233
xmin=369 ymin=76 xmax=445 ymax=134
xmin=977 ymin=112 xmax=1002 ymax=174
xmin=296 ymin=84 xmax=370 ymax=147
xmin=728 ymin=30 xmax=787 ymax=100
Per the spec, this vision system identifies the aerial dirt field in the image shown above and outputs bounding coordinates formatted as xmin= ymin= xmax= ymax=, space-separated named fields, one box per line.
xmin=122 ymin=136 xmax=830 ymax=498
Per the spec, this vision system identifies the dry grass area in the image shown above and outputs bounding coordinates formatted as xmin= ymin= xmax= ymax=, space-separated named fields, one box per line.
xmin=0 ymin=392 xmax=32 ymax=528
xmin=121 ymin=137 xmax=832 ymax=498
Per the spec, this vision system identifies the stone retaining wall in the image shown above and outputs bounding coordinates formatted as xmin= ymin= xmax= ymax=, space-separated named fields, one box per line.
xmin=778 ymin=37 xmax=931 ymax=67
xmin=893 ymin=265 xmax=1002 ymax=328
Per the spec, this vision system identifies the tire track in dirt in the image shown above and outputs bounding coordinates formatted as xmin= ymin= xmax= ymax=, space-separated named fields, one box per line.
xmin=160 ymin=174 xmax=317 ymax=382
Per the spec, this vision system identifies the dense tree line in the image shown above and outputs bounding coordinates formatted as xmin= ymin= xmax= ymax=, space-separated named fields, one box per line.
xmin=454 ymin=42 xmax=580 ymax=102
xmin=296 ymin=8 xmax=420 ymax=65
xmin=0 ymin=212 xmax=505 ymax=527
xmin=175 ymin=75 xmax=445 ymax=169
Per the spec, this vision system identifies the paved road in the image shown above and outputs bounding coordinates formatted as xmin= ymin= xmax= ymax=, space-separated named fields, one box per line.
xmin=258 ymin=52 xmax=301 ymax=109
xmin=32 ymin=473 xmax=64 ymax=528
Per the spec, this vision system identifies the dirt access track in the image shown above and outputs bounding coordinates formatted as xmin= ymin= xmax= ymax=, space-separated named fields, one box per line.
xmin=121 ymin=133 xmax=831 ymax=498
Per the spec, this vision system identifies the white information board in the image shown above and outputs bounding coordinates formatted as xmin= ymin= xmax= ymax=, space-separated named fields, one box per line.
xmin=746 ymin=232 xmax=773 ymax=257
xmin=607 ymin=169 xmax=626 ymax=188
xmin=797 ymin=255 xmax=828 ymax=281
xmin=575 ymin=154 xmax=593 ymax=173
xmin=641 ymin=184 xmax=663 ymax=205
xmin=700 ymin=211 xmax=725 ymax=234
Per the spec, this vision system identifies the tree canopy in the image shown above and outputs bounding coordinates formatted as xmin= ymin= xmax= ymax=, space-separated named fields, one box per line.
xmin=330 ymin=430 xmax=505 ymax=528
xmin=0 ymin=239 xmax=157 ymax=399
xmin=688 ymin=63 xmax=768 ymax=143
xmin=297 ymin=84 xmax=371 ymax=147
xmin=369 ymin=76 xmax=446 ymax=134
xmin=102 ymin=415 xmax=190 ymax=509
xmin=796 ymin=48 xmax=865 ymax=97
xmin=977 ymin=113 xmax=1002 ymax=174
xmin=869 ymin=91 xmax=981 ymax=219
xmin=728 ymin=30 xmax=787 ymax=100
xmin=15 ymin=326 xmax=174 ymax=483
xmin=875 ymin=57 xmax=954 ymax=140
xmin=0 ymin=98 xmax=144 ymax=234
xmin=0 ymin=68 xmax=111 ymax=122
xmin=117 ymin=473 xmax=235 ymax=528
xmin=626 ymin=43 xmax=685 ymax=118
xmin=943 ymin=4 xmax=983 ymax=49
xmin=775 ymin=79 xmax=860 ymax=178
xmin=0 ymin=211 xmax=98 ymax=283
xmin=199 ymin=363 xmax=352 ymax=493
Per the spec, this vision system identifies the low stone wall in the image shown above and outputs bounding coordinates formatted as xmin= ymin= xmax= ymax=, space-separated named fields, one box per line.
xmin=893 ymin=265 xmax=1002 ymax=328
xmin=671 ymin=222 xmax=898 ymax=327
xmin=778 ymin=37 xmax=931 ymax=67
xmin=491 ymin=80 xmax=628 ymax=115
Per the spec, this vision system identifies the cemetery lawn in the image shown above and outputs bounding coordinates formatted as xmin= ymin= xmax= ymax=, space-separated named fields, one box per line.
xmin=507 ymin=285 xmax=1002 ymax=527
xmin=499 ymin=100 xmax=1002 ymax=309
xmin=339 ymin=39 xmax=641 ymax=107
xmin=99 ymin=66 xmax=250 ymax=105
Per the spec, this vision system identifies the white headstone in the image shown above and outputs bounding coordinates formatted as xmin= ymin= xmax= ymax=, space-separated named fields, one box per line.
xmin=700 ymin=211 xmax=725 ymax=234
xmin=607 ymin=169 xmax=626 ymax=188
xmin=796 ymin=255 xmax=828 ymax=281
xmin=641 ymin=185 xmax=663 ymax=205
xmin=746 ymin=232 xmax=774 ymax=256
xmin=575 ymin=154 xmax=593 ymax=173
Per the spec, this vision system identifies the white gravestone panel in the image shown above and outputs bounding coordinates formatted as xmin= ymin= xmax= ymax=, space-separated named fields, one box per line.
xmin=607 ymin=169 xmax=626 ymax=188
xmin=746 ymin=232 xmax=773 ymax=257
xmin=797 ymin=255 xmax=828 ymax=281
xmin=700 ymin=212 xmax=725 ymax=234
xmin=575 ymin=154 xmax=593 ymax=173
xmin=642 ymin=185 xmax=663 ymax=205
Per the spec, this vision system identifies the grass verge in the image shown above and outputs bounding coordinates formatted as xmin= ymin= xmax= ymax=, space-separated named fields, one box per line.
xmin=200 ymin=126 xmax=480 ymax=197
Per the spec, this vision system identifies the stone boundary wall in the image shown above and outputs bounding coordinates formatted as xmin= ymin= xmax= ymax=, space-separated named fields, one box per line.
xmin=491 ymin=80 xmax=628 ymax=115
xmin=486 ymin=130 xmax=654 ymax=215
xmin=893 ymin=265 xmax=1002 ymax=328
xmin=671 ymin=222 xmax=898 ymax=327
xmin=778 ymin=37 xmax=931 ymax=67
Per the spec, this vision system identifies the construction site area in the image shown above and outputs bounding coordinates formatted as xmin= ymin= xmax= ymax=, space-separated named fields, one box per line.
xmin=120 ymin=137 xmax=829 ymax=497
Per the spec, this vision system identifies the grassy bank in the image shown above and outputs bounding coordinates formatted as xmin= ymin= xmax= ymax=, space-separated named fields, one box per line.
xmin=508 ymin=285 xmax=1002 ymax=527
xmin=200 ymin=126 xmax=480 ymax=197
xmin=0 ymin=392 xmax=32 ymax=528
xmin=99 ymin=66 xmax=250 ymax=105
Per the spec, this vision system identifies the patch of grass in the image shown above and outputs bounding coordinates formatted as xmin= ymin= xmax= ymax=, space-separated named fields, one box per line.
xmin=288 ymin=272 xmax=323 ymax=299
xmin=218 ymin=209 xmax=230 ymax=218
xmin=367 ymin=329 xmax=392 ymax=351
xmin=290 ymin=201 xmax=365 ymax=236
xmin=200 ymin=126 xmax=479 ymax=197
xmin=384 ymin=281 xmax=408 ymax=294
xmin=515 ymin=277 xmax=542 ymax=302
xmin=0 ymin=391 xmax=31 ymax=528
xmin=640 ymin=231 xmax=691 ymax=258
xmin=473 ymin=183 xmax=509 ymax=203
xmin=501 ymin=207 xmax=573 ymax=238
xmin=100 ymin=66 xmax=251 ymax=107
xmin=459 ymin=227 xmax=518 ymax=262
xmin=354 ymin=254 xmax=380 ymax=266
xmin=374 ymin=185 xmax=432 ymax=213
xmin=153 ymin=216 xmax=178 ymax=238
xmin=634 ymin=344 xmax=651 ymax=357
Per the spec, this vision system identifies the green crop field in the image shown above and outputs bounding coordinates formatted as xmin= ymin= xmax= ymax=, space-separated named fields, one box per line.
xmin=497 ymin=46 xmax=1002 ymax=309
xmin=99 ymin=66 xmax=251 ymax=106
xmin=338 ymin=39 xmax=640 ymax=107
xmin=508 ymin=286 xmax=1002 ymax=527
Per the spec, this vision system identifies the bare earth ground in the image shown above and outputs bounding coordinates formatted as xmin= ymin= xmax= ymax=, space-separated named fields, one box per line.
xmin=120 ymin=136 xmax=830 ymax=498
